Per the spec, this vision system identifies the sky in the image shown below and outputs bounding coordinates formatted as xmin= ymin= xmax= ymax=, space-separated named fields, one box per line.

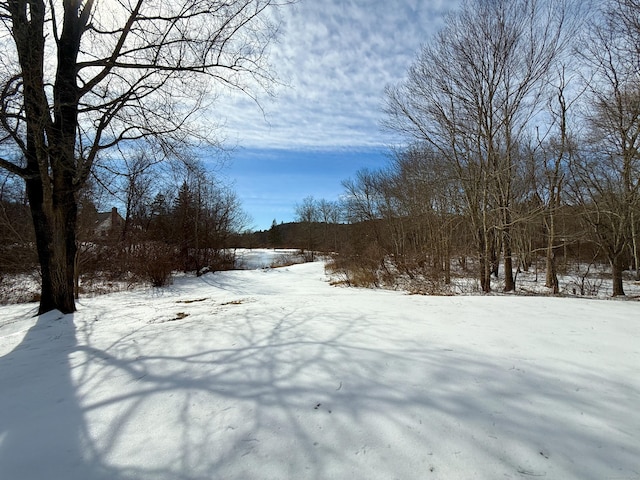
xmin=212 ymin=0 xmax=459 ymax=230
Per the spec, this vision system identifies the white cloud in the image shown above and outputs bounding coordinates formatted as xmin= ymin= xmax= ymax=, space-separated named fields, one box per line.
xmin=213 ymin=0 xmax=459 ymax=150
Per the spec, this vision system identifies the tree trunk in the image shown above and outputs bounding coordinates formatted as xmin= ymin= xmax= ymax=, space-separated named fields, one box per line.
xmin=74 ymin=250 xmax=80 ymax=300
xmin=503 ymin=249 xmax=514 ymax=291
xmin=479 ymin=254 xmax=490 ymax=293
xmin=545 ymin=213 xmax=556 ymax=288
xmin=479 ymin=228 xmax=492 ymax=293
xmin=26 ymin=177 xmax=78 ymax=314
xmin=503 ymin=222 xmax=515 ymax=292
xmin=443 ymin=232 xmax=451 ymax=285
xmin=547 ymin=247 xmax=559 ymax=294
xmin=489 ymin=228 xmax=500 ymax=278
xmin=631 ymin=210 xmax=640 ymax=281
xmin=611 ymin=255 xmax=625 ymax=297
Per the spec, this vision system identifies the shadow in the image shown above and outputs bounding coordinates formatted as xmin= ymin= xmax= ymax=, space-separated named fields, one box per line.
xmin=0 ymin=310 xmax=125 ymax=479
xmin=1 ymin=275 xmax=639 ymax=479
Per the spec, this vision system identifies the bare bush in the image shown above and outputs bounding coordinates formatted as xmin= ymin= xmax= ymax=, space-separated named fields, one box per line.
xmin=0 ymin=271 xmax=40 ymax=305
xmin=269 ymin=252 xmax=307 ymax=268
xmin=129 ymin=243 xmax=176 ymax=287
xmin=325 ymin=245 xmax=384 ymax=288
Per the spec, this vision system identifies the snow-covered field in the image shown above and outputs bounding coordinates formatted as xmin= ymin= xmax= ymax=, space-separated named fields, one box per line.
xmin=1 ymin=258 xmax=639 ymax=479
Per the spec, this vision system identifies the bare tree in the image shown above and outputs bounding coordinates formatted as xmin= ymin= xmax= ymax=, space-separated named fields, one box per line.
xmin=342 ymin=169 xmax=388 ymax=257
xmin=385 ymin=0 xmax=580 ymax=292
xmin=572 ymin=0 xmax=640 ymax=296
xmin=567 ymin=0 xmax=640 ymax=296
xmin=295 ymin=196 xmax=320 ymax=260
xmin=0 ymin=0 xmax=292 ymax=313
xmin=528 ymin=67 xmax=583 ymax=293
xmin=317 ymin=198 xmax=341 ymax=251
xmin=342 ymin=170 xmax=382 ymax=225
xmin=116 ymin=150 xmax=159 ymax=245
xmin=392 ymin=146 xmax=463 ymax=285
xmin=605 ymin=0 xmax=640 ymax=282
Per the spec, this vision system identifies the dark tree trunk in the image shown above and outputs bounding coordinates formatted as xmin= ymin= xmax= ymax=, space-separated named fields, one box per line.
xmin=611 ymin=256 xmax=625 ymax=297
xmin=480 ymin=260 xmax=491 ymax=293
xmin=444 ymin=235 xmax=451 ymax=285
xmin=479 ymin=229 xmax=491 ymax=293
xmin=545 ymin=238 xmax=557 ymax=289
xmin=490 ymin=231 xmax=500 ymax=278
xmin=548 ymin=249 xmax=559 ymax=294
xmin=26 ymin=177 xmax=78 ymax=314
xmin=503 ymin=223 xmax=515 ymax=292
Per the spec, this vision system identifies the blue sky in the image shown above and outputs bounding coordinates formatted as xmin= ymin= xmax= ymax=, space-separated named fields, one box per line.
xmin=214 ymin=0 xmax=458 ymax=230
xmin=220 ymin=147 xmax=392 ymax=229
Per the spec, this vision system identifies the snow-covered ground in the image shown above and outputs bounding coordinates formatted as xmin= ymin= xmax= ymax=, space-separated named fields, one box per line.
xmin=1 ymin=260 xmax=639 ymax=479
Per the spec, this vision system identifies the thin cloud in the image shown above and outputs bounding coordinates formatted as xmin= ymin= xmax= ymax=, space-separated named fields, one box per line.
xmin=214 ymin=0 xmax=458 ymax=150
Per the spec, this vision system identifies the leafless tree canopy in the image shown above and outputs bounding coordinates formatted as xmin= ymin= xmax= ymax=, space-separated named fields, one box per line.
xmin=268 ymin=0 xmax=633 ymax=297
xmin=0 ymin=0 xmax=292 ymax=313
xmin=384 ymin=0 xmax=583 ymax=292
xmin=0 ymin=0 xmax=289 ymax=178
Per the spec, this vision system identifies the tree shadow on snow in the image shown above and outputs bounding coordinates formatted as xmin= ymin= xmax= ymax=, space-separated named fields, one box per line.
xmin=0 ymin=310 xmax=126 ymax=479
xmin=1 ymin=296 xmax=639 ymax=480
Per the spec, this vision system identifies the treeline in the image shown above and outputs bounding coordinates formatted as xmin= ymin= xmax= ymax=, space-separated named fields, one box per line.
xmin=244 ymin=0 xmax=640 ymax=297
xmin=322 ymin=0 xmax=640 ymax=297
xmin=1 ymin=161 xmax=247 ymax=299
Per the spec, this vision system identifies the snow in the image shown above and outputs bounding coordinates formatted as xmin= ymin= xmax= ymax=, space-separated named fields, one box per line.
xmin=233 ymin=248 xmax=306 ymax=269
xmin=1 ymin=259 xmax=639 ymax=480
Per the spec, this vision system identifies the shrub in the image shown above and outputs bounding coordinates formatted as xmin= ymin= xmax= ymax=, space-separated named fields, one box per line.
xmin=130 ymin=242 xmax=176 ymax=287
xmin=326 ymin=251 xmax=381 ymax=288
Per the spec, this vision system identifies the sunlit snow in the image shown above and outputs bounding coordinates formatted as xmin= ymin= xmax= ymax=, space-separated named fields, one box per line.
xmin=1 ymin=256 xmax=638 ymax=479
